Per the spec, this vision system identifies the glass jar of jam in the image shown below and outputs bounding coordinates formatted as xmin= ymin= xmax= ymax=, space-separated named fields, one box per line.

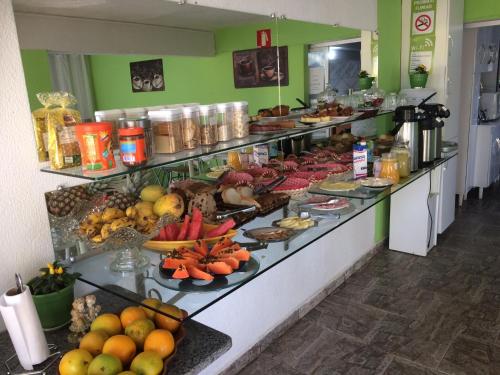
xmin=118 ymin=125 xmax=147 ymax=167
xmin=379 ymin=152 xmax=400 ymax=184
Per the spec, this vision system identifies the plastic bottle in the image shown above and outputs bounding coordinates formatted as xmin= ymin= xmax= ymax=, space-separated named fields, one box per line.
xmin=353 ymin=140 xmax=368 ymax=179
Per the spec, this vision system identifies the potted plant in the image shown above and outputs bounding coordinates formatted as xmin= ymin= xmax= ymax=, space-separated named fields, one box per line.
xmin=358 ymin=70 xmax=375 ymax=90
xmin=28 ymin=261 xmax=81 ymax=330
xmin=410 ymin=64 xmax=429 ymax=88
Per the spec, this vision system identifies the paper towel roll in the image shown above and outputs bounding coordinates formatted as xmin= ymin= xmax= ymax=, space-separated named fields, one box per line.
xmin=0 ymin=285 xmax=50 ymax=370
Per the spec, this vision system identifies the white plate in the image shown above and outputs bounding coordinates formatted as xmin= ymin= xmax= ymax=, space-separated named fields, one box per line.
xmin=359 ymin=177 xmax=393 ymax=188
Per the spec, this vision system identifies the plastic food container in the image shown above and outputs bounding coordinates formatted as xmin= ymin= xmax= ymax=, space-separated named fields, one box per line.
xmin=231 ymin=101 xmax=249 ymax=139
xmin=392 ymin=146 xmax=411 ymax=178
xmin=181 ymin=106 xmax=200 ymax=149
xmin=118 ymin=117 xmax=154 ymax=158
xmin=94 ymin=109 xmax=125 ymax=150
xmin=198 ymin=104 xmax=218 ymax=146
xmin=216 ymin=103 xmax=233 ymax=142
xmin=76 ymin=122 xmax=116 ymax=172
xmin=379 ymin=152 xmax=400 ymax=183
xmin=124 ymin=107 xmax=147 ymax=118
xmin=149 ymin=109 xmax=184 ymax=154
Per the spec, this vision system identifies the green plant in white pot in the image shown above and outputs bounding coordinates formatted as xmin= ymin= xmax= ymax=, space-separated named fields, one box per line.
xmin=358 ymin=70 xmax=375 ymax=90
xmin=410 ymin=64 xmax=429 ymax=88
xmin=28 ymin=261 xmax=81 ymax=330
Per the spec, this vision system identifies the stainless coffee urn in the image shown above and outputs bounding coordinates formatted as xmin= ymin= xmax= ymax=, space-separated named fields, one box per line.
xmin=392 ymin=105 xmax=424 ymax=172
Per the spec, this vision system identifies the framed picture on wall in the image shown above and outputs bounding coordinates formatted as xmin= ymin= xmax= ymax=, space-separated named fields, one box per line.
xmin=130 ymin=59 xmax=165 ymax=92
xmin=233 ymin=46 xmax=289 ymax=89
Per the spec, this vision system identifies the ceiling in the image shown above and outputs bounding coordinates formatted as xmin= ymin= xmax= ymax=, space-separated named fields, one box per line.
xmin=12 ymin=0 xmax=271 ymax=31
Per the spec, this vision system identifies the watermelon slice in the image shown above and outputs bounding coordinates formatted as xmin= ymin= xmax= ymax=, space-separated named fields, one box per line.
xmin=172 ymin=264 xmax=189 ymax=279
xmin=164 ymin=223 xmax=180 ymax=241
xmin=186 ymin=265 xmax=214 ymax=281
xmin=205 ymin=218 xmax=236 ymax=238
xmin=177 ymin=215 xmax=191 ymax=241
xmin=188 ymin=207 xmax=203 ymax=240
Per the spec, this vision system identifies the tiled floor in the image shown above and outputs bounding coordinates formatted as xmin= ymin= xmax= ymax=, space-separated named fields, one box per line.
xmin=239 ymin=183 xmax=500 ymax=375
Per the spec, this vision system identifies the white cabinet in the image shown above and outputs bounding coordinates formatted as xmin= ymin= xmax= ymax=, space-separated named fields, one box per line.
xmin=438 ymin=155 xmax=457 ymax=233
xmin=474 ymin=123 xmax=500 ymax=198
xmin=390 ymin=155 xmax=457 ymax=256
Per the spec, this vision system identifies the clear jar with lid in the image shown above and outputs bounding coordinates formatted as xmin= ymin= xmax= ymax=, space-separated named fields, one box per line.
xmin=231 ymin=101 xmax=249 ymax=138
xmin=379 ymin=152 xmax=400 ymax=184
xmin=118 ymin=117 xmax=154 ymax=159
xmin=149 ymin=109 xmax=184 ymax=154
xmin=216 ymin=103 xmax=234 ymax=142
xmin=198 ymin=104 xmax=218 ymax=146
xmin=181 ymin=106 xmax=200 ymax=149
xmin=391 ymin=146 xmax=411 ymax=178
xmin=124 ymin=107 xmax=147 ymax=118
xmin=95 ymin=109 xmax=125 ymax=150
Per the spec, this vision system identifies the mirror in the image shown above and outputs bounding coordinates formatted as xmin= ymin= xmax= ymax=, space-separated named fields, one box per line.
xmin=14 ymin=2 xmax=377 ymax=262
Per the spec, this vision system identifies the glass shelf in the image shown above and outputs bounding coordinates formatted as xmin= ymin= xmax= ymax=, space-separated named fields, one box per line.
xmin=40 ymin=110 xmax=393 ymax=181
xmin=72 ymin=154 xmax=455 ymax=321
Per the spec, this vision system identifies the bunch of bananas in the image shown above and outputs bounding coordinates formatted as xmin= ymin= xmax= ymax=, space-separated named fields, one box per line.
xmin=79 ymin=201 xmax=159 ymax=243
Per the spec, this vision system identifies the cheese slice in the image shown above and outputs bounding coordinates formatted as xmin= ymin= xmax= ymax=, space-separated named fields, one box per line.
xmin=319 ymin=181 xmax=359 ymax=192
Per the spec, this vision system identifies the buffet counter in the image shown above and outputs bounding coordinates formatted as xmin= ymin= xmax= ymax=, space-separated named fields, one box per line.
xmin=71 ymin=154 xmax=457 ymax=374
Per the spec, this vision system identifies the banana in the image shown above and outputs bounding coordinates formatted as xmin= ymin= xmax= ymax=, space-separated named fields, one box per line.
xmin=81 ymin=224 xmax=101 ymax=238
xmin=102 ymin=207 xmax=125 ymax=223
xmin=110 ymin=217 xmax=135 ymax=231
xmin=85 ymin=212 xmax=102 ymax=225
xmin=126 ymin=206 xmax=137 ymax=219
xmin=101 ymin=223 xmax=112 ymax=240
xmin=91 ymin=235 xmax=103 ymax=243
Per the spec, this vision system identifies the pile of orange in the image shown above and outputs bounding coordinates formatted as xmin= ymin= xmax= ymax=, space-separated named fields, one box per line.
xmin=59 ymin=299 xmax=184 ymax=375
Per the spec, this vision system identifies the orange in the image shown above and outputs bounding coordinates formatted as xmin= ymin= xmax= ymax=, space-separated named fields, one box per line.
xmin=120 ymin=306 xmax=147 ymax=329
xmin=91 ymin=313 xmax=122 ymax=336
xmin=154 ymin=304 xmax=183 ymax=332
xmin=102 ymin=335 xmax=136 ymax=366
xmin=59 ymin=349 xmax=93 ymax=375
xmin=124 ymin=318 xmax=155 ymax=349
xmin=143 ymin=329 xmax=175 ymax=359
xmin=87 ymin=353 xmax=122 ymax=375
xmin=140 ymin=298 xmax=162 ymax=320
xmin=79 ymin=330 xmax=109 ymax=356
xmin=130 ymin=351 xmax=163 ymax=375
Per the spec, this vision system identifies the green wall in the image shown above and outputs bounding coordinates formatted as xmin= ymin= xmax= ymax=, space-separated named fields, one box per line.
xmin=374 ymin=0 xmax=403 ymax=243
xmin=20 ymin=50 xmax=52 ymax=110
xmin=464 ymin=0 xmax=500 ymax=23
xmin=90 ymin=20 xmax=360 ymax=114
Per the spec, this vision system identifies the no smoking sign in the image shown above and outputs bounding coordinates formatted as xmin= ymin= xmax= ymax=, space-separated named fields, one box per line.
xmin=412 ymin=11 xmax=434 ymax=35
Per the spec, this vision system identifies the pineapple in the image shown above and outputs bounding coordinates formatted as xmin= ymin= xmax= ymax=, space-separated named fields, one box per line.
xmin=46 ymin=185 xmax=91 ymax=217
xmin=88 ymin=171 xmax=154 ymax=210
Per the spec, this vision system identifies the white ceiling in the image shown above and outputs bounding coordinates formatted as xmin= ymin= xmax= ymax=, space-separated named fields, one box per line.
xmin=12 ymin=0 xmax=271 ymax=31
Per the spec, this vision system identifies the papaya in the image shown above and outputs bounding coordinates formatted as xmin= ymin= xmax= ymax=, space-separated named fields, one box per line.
xmin=210 ymin=237 xmax=234 ymax=256
xmin=218 ymin=248 xmax=250 ymax=262
xmin=186 ymin=265 xmax=214 ymax=281
xmin=178 ymin=247 xmax=203 ymax=260
xmin=220 ymin=256 xmax=240 ymax=270
xmin=162 ymin=256 xmax=198 ymax=269
xmin=172 ymin=264 xmax=189 ymax=279
xmin=211 ymin=241 xmax=240 ymax=256
xmin=205 ymin=218 xmax=236 ymax=238
xmin=206 ymin=262 xmax=233 ymax=275
xmin=194 ymin=240 xmax=208 ymax=257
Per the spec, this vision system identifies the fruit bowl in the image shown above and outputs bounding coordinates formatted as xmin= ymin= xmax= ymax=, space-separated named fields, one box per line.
xmin=144 ymin=223 xmax=237 ymax=252
xmin=77 ymin=205 xmax=178 ymax=273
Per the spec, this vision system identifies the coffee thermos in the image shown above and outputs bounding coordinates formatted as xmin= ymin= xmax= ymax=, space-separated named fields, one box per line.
xmin=392 ymin=95 xmax=450 ymax=170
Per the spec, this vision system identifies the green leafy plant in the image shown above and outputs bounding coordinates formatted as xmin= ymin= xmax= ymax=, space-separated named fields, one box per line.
xmin=28 ymin=261 xmax=81 ymax=295
xmin=414 ymin=64 xmax=428 ymax=74
xmin=359 ymin=70 xmax=370 ymax=78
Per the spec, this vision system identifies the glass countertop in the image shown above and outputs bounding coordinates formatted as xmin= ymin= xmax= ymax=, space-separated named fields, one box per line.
xmin=41 ymin=110 xmax=393 ymax=181
xmin=73 ymin=154 xmax=456 ymax=321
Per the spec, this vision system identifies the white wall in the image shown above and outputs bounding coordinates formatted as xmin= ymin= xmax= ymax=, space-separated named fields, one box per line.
xmin=0 ymin=0 xmax=82 ymax=330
